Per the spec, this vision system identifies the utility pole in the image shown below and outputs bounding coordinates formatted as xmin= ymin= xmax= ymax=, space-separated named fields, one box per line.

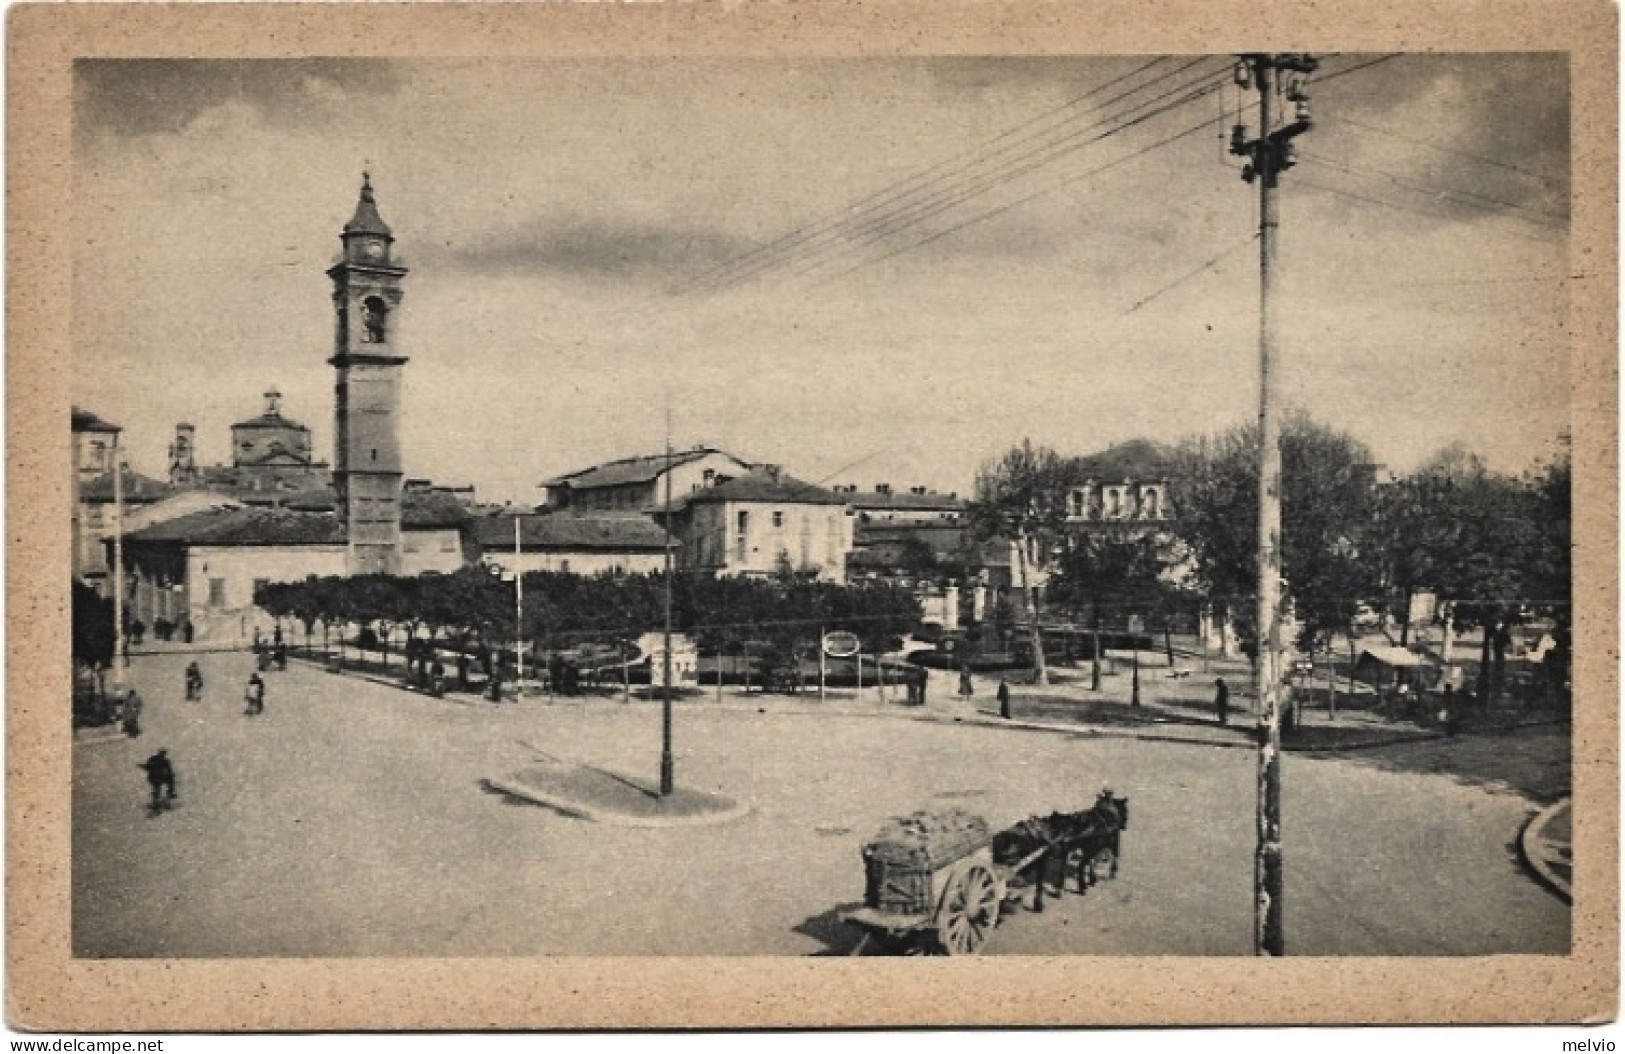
xmin=659 ymin=411 xmax=676 ymax=796
xmin=514 ymin=515 xmax=524 ymax=691
xmin=1230 ymin=52 xmax=1317 ymax=957
xmin=111 ymin=437 xmax=127 ymax=695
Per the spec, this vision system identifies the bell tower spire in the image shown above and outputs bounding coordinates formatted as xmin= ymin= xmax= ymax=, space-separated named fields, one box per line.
xmin=328 ymin=173 xmax=410 ymax=575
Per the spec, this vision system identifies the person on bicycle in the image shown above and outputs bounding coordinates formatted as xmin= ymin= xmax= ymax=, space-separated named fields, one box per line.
xmin=138 ymin=748 xmax=176 ymax=809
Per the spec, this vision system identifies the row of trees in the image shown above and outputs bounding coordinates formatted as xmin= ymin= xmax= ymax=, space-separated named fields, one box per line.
xmin=254 ymin=567 xmax=922 ymax=662
xmin=970 ymin=415 xmax=1571 ymax=689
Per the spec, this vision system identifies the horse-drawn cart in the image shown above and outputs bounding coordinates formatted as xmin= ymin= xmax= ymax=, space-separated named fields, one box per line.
xmin=842 ymin=791 xmax=1128 ymax=955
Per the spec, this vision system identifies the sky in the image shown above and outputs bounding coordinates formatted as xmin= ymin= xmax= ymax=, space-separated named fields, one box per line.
xmin=71 ymin=54 xmax=1571 ymax=505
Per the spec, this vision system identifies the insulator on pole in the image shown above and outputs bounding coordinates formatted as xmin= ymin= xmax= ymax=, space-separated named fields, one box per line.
xmin=1234 ymin=62 xmax=1252 ymax=89
xmin=1230 ymin=124 xmax=1249 ymax=155
xmin=1295 ymin=99 xmax=1312 ymax=123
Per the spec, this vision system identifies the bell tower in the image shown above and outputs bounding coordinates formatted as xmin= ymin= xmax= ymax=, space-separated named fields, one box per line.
xmin=328 ymin=173 xmax=409 ymax=575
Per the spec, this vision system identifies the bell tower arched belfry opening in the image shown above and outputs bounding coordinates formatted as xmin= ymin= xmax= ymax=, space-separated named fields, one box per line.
xmin=328 ymin=173 xmax=409 ymax=575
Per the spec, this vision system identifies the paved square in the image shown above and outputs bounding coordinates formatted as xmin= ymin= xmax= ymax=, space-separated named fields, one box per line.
xmin=74 ymin=652 xmax=1569 ymax=957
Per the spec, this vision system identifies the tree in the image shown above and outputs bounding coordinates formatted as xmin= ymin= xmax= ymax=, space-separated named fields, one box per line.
xmin=968 ymin=440 xmax=1069 ymax=685
xmin=1171 ymin=413 xmax=1383 ymax=662
xmin=73 ymin=579 xmax=115 ymax=672
xmin=1048 ymin=526 xmax=1193 ymax=688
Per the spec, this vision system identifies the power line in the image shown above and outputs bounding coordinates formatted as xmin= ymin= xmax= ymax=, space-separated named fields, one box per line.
xmin=668 ymin=57 xmax=1175 ymax=297
xmin=1325 ymin=112 xmax=1564 ymax=187
xmin=780 ymin=63 xmax=1229 ymax=286
xmin=690 ymin=59 xmax=1230 ymax=296
xmin=1293 ymin=174 xmax=1557 ymax=244
xmin=776 ymin=61 xmax=1229 ymax=284
xmin=814 ymin=80 xmax=1232 ymax=285
xmin=1299 ymin=152 xmax=1567 ymax=227
xmin=682 ymin=58 xmax=1217 ymax=296
xmin=1124 ymin=233 xmax=1259 ymax=314
xmin=1311 ymin=54 xmax=1402 ymax=87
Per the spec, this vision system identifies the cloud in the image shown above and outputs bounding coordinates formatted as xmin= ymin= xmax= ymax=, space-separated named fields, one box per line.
xmin=426 ymin=214 xmax=766 ymax=286
xmin=74 ymin=59 xmax=401 ymax=143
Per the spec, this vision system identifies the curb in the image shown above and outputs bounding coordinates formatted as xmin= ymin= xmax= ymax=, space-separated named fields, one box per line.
xmin=72 ymin=729 xmax=132 ymax=747
xmin=1518 ymin=798 xmax=1573 ymax=904
xmin=964 ymin=708 xmax=1259 ymax=749
xmin=485 ymin=776 xmax=753 ymax=829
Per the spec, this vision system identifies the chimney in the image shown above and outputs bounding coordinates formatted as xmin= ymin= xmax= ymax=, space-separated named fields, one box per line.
xmin=168 ymin=422 xmax=197 ymax=485
xmin=876 ymin=483 xmax=891 ymax=496
xmin=763 ymin=464 xmax=782 ymax=481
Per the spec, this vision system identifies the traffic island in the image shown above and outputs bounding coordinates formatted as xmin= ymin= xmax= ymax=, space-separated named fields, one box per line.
xmin=486 ymin=762 xmax=749 ymax=828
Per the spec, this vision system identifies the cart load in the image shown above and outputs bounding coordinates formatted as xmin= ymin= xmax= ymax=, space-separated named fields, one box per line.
xmin=862 ymin=809 xmax=992 ymax=916
xmin=843 ymin=791 xmax=1129 ymax=955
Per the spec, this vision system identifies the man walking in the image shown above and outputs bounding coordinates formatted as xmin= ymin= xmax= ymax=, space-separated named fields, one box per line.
xmin=1214 ymin=677 xmax=1230 ymax=726
xmin=121 ymin=689 xmax=144 ymax=738
xmin=997 ymin=677 xmax=1011 ymax=720
xmin=245 ymin=671 xmax=265 ymax=715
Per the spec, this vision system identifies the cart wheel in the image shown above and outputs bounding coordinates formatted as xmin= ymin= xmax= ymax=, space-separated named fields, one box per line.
xmin=936 ymin=865 xmax=999 ymax=955
xmin=1090 ymin=846 xmax=1117 ymax=882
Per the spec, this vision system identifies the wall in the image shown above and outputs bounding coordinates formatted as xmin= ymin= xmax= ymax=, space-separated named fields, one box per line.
xmin=1065 ymin=481 xmax=1170 ymax=523
xmin=401 ymin=527 xmax=467 ymax=576
xmin=685 ymin=500 xmax=852 ymax=583
xmin=486 ymin=549 xmax=666 ymax=577
xmin=186 ymin=544 xmax=348 ymax=641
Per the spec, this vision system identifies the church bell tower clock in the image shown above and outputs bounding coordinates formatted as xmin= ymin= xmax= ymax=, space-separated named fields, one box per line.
xmin=328 ymin=173 xmax=409 ymax=576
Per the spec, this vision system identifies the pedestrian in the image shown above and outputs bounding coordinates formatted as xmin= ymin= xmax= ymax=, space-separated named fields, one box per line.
xmin=273 ymin=624 xmax=283 ymax=648
xmin=958 ymin=667 xmax=974 ymax=698
xmin=245 ymin=671 xmax=265 ymax=715
xmin=121 ymin=689 xmax=144 ymax=738
xmin=997 ymin=677 xmax=1011 ymax=720
xmin=274 ymin=642 xmax=288 ymax=671
xmin=184 ymin=661 xmax=203 ymax=701
xmin=1214 ymin=677 xmax=1230 ymax=726
xmin=138 ymin=748 xmax=176 ymax=810
xmin=1439 ymin=684 xmax=1457 ymax=738
xmin=182 ymin=620 xmax=194 ymax=644
xmin=917 ymin=667 xmax=929 ymax=704
xmin=430 ymin=658 xmax=447 ymax=698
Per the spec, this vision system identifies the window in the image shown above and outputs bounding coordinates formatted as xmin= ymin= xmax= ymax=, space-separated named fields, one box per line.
xmin=735 ymin=510 xmax=750 ymax=562
xmin=252 ymin=578 xmax=270 ymax=603
xmin=208 ymin=578 xmax=227 ymax=607
xmin=772 ymin=510 xmax=784 ymax=529
xmin=559 ymin=559 xmax=571 ymax=574
xmin=362 ymin=296 xmax=388 ymax=343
